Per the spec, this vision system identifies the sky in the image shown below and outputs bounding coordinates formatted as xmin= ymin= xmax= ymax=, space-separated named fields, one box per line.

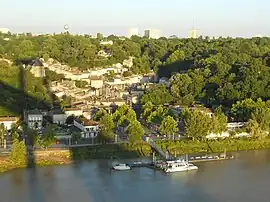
xmin=0 ymin=0 xmax=269 ymax=37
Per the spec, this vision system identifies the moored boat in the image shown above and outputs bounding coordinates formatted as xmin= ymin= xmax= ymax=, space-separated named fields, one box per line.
xmin=163 ymin=159 xmax=198 ymax=173
xmin=112 ymin=164 xmax=131 ymax=171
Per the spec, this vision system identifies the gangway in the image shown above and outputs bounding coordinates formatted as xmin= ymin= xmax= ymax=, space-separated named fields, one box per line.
xmin=144 ymin=136 xmax=175 ymax=160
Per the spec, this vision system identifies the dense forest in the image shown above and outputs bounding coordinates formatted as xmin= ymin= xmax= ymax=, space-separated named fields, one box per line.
xmin=0 ymin=32 xmax=270 ymax=116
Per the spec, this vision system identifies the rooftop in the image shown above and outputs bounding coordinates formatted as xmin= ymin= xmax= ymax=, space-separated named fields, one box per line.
xmin=26 ymin=109 xmax=42 ymax=115
xmin=65 ymin=108 xmax=82 ymax=111
xmin=76 ymin=118 xmax=99 ymax=126
xmin=51 ymin=108 xmax=65 ymax=115
xmin=90 ymin=76 xmax=103 ymax=80
xmin=0 ymin=116 xmax=18 ymax=122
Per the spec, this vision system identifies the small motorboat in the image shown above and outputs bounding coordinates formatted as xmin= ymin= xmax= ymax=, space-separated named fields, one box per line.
xmin=112 ymin=164 xmax=131 ymax=171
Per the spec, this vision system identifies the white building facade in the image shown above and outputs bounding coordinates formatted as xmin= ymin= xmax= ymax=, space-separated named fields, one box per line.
xmin=0 ymin=117 xmax=18 ymax=130
xmin=74 ymin=118 xmax=100 ymax=138
xmin=65 ymin=108 xmax=83 ymax=117
xmin=24 ymin=110 xmax=43 ymax=130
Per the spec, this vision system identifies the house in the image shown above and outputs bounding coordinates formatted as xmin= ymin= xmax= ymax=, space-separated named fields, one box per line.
xmin=74 ymin=118 xmax=100 ymax=138
xmin=0 ymin=117 xmax=19 ymax=130
xmin=90 ymin=76 xmax=104 ymax=89
xmin=49 ymin=108 xmax=67 ymax=125
xmin=65 ymin=108 xmax=83 ymax=117
xmin=98 ymin=50 xmax=111 ymax=58
xmin=29 ymin=59 xmax=46 ymax=78
xmin=100 ymin=40 xmax=113 ymax=45
xmin=24 ymin=109 xmax=43 ymax=130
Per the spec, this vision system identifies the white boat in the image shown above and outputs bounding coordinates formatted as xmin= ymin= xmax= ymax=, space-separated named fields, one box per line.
xmin=112 ymin=164 xmax=131 ymax=171
xmin=164 ymin=159 xmax=198 ymax=173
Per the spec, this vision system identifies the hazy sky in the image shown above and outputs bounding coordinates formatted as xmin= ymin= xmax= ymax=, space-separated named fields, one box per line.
xmin=0 ymin=0 xmax=269 ymax=37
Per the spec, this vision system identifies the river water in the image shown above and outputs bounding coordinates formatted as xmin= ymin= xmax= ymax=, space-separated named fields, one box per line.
xmin=1 ymin=150 xmax=270 ymax=202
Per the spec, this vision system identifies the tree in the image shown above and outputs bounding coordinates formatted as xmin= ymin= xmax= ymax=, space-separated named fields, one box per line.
xmin=126 ymin=120 xmax=144 ymax=143
xmin=112 ymin=105 xmax=130 ymax=126
xmin=75 ymin=80 xmax=88 ymax=88
xmin=97 ymin=33 xmax=103 ymax=40
xmin=246 ymin=108 xmax=270 ymax=140
xmin=141 ymin=101 xmax=154 ymax=120
xmin=147 ymin=106 xmax=169 ymax=124
xmin=231 ymin=98 xmax=268 ymax=122
xmin=93 ymin=109 xmax=108 ymax=121
xmin=125 ymin=109 xmax=137 ymax=123
xmin=38 ymin=125 xmax=56 ymax=149
xmin=0 ymin=123 xmax=6 ymax=148
xmin=211 ymin=107 xmax=228 ymax=134
xmin=181 ymin=109 xmax=212 ymax=141
xmin=9 ymin=137 xmax=27 ymax=166
xmin=169 ymin=73 xmax=194 ymax=105
xmin=160 ymin=116 xmax=178 ymax=140
xmin=99 ymin=113 xmax=115 ymax=142
xmin=165 ymin=50 xmax=185 ymax=65
xmin=141 ymin=84 xmax=173 ymax=105
xmin=66 ymin=115 xmax=76 ymax=125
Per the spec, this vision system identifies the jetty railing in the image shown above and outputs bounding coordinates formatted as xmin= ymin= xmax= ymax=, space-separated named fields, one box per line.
xmin=145 ymin=137 xmax=174 ymax=160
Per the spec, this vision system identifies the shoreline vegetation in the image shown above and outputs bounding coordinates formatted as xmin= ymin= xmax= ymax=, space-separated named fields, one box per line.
xmin=1 ymin=138 xmax=270 ymax=173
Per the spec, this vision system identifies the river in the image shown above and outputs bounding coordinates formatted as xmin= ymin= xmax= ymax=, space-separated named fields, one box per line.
xmin=1 ymin=150 xmax=270 ymax=202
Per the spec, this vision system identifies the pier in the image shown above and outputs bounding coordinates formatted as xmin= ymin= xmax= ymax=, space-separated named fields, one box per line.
xmin=138 ymin=136 xmax=234 ymax=171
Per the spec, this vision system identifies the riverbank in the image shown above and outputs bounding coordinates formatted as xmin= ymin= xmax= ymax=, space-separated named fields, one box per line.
xmin=0 ymin=150 xmax=72 ymax=173
xmin=1 ymin=138 xmax=270 ymax=173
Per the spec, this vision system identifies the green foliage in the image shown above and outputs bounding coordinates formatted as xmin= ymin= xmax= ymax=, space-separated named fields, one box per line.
xmin=160 ymin=116 xmax=178 ymax=139
xmin=246 ymin=108 xmax=270 ymax=139
xmin=182 ymin=108 xmax=212 ymax=141
xmin=211 ymin=107 xmax=228 ymax=134
xmin=98 ymin=113 xmax=116 ymax=142
xmin=38 ymin=125 xmax=56 ymax=149
xmin=231 ymin=98 xmax=270 ymax=121
xmin=112 ymin=104 xmax=134 ymax=126
xmin=93 ymin=108 xmax=108 ymax=121
xmin=1 ymin=33 xmax=270 ymax=110
xmin=75 ymin=80 xmax=88 ymax=88
xmin=169 ymin=73 xmax=195 ymax=105
xmin=0 ymin=64 xmax=52 ymax=116
xmin=141 ymin=84 xmax=173 ymax=105
xmin=165 ymin=50 xmax=185 ymax=65
xmin=9 ymin=138 xmax=27 ymax=166
xmin=126 ymin=120 xmax=144 ymax=143
xmin=45 ymin=69 xmax=65 ymax=82
xmin=147 ymin=106 xmax=169 ymax=124
xmin=141 ymin=101 xmax=154 ymax=120
xmin=0 ymin=123 xmax=6 ymax=148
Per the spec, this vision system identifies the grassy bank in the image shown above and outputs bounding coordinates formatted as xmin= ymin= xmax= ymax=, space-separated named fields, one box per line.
xmin=0 ymin=151 xmax=71 ymax=173
xmin=1 ymin=138 xmax=270 ymax=173
xmin=157 ymin=137 xmax=270 ymax=155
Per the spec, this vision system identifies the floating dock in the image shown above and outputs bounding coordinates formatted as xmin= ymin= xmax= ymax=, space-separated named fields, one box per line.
xmin=129 ymin=154 xmax=234 ymax=170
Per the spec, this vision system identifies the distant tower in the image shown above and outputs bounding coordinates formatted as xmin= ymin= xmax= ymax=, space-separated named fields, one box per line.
xmin=190 ymin=29 xmax=199 ymax=39
xmin=144 ymin=29 xmax=161 ymax=39
xmin=189 ymin=13 xmax=199 ymax=39
xmin=64 ymin=24 xmax=69 ymax=33
xmin=128 ymin=28 xmax=139 ymax=38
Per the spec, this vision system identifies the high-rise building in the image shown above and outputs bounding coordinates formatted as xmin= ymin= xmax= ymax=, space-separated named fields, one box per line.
xmin=128 ymin=28 xmax=139 ymax=38
xmin=144 ymin=29 xmax=161 ymax=39
xmin=189 ymin=29 xmax=199 ymax=39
